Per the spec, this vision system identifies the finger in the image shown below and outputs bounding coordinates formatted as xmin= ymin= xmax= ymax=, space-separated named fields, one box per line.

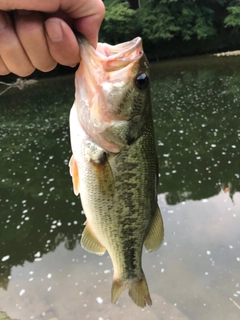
xmin=0 ymin=11 xmax=34 ymax=76
xmin=14 ymin=10 xmax=57 ymax=72
xmin=0 ymin=0 xmax=105 ymax=48
xmin=73 ymin=0 xmax=105 ymax=48
xmin=45 ymin=18 xmax=80 ymax=66
xmin=0 ymin=1 xmax=61 ymax=12
xmin=0 ymin=55 xmax=10 ymax=75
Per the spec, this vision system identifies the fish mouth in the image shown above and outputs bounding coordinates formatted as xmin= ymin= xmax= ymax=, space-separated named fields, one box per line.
xmin=74 ymin=35 xmax=146 ymax=153
xmin=77 ymin=35 xmax=143 ymax=72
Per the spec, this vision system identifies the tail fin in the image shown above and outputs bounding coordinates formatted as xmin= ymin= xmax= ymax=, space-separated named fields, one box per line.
xmin=128 ymin=277 xmax=152 ymax=308
xmin=111 ymin=275 xmax=152 ymax=308
xmin=111 ymin=279 xmax=127 ymax=305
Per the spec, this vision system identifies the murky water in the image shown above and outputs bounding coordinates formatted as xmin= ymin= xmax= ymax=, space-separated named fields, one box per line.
xmin=0 ymin=55 xmax=240 ymax=320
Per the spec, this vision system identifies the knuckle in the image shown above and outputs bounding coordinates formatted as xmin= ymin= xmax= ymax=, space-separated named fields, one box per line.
xmin=0 ymin=58 xmax=10 ymax=75
xmin=31 ymin=56 xmax=57 ymax=72
xmin=0 ymin=69 xmax=10 ymax=75
xmin=15 ymin=11 xmax=44 ymax=35
xmin=0 ymin=12 xmax=8 ymax=32
xmin=98 ymin=1 xmax=106 ymax=19
xmin=16 ymin=66 xmax=35 ymax=77
xmin=38 ymin=61 xmax=57 ymax=73
xmin=49 ymin=48 xmax=76 ymax=67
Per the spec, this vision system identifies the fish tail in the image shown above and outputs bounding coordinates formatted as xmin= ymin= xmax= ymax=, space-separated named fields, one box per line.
xmin=128 ymin=275 xmax=152 ymax=307
xmin=111 ymin=274 xmax=152 ymax=308
xmin=111 ymin=279 xmax=126 ymax=305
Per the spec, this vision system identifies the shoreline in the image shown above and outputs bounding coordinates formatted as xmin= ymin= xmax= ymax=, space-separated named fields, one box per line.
xmin=213 ymin=50 xmax=240 ymax=57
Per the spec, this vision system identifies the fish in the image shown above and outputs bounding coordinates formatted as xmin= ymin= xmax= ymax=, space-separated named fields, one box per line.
xmin=69 ymin=35 xmax=164 ymax=308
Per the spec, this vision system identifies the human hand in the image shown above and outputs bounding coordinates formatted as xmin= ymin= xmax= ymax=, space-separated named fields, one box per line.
xmin=0 ymin=0 xmax=105 ymax=76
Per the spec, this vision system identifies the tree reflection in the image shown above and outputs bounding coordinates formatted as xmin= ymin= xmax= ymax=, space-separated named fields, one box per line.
xmin=152 ymin=55 xmax=240 ymax=204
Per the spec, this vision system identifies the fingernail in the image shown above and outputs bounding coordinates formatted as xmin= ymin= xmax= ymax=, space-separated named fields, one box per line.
xmin=0 ymin=13 xmax=7 ymax=31
xmin=45 ymin=20 xmax=63 ymax=42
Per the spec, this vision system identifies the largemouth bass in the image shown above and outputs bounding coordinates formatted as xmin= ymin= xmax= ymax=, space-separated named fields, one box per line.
xmin=69 ymin=35 xmax=164 ymax=308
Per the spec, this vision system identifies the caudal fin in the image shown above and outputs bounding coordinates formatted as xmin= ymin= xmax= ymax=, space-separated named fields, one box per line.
xmin=111 ymin=275 xmax=152 ymax=308
xmin=111 ymin=279 xmax=126 ymax=305
xmin=129 ymin=277 xmax=152 ymax=307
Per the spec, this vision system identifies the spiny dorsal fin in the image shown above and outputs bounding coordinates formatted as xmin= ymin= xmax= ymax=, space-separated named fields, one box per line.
xmin=144 ymin=205 xmax=164 ymax=252
xmin=81 ymin=222 xmax=106 ymax=255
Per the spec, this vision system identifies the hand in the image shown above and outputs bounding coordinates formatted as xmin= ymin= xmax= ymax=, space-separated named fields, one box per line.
xmin=0 ymin=0 xmax=105 ymax=76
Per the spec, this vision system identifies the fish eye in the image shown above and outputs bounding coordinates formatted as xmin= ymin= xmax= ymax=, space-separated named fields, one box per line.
xmin=135 ymin=73 xmax=149 ymax=91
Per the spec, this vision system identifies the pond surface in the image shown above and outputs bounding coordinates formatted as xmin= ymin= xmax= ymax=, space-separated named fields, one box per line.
xmin=0 ymin=55 xmax=240 ymax=320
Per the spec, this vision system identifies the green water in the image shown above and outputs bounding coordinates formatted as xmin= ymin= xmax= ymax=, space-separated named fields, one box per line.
xmin=0 ymin=56 xmax=240 ymax=320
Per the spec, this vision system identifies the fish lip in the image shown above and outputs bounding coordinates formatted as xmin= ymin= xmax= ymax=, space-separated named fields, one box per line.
xmin=97 ymin=37 xmax=142 ymax=60
xmin=78 ymin=36 xmax=143 ymax=71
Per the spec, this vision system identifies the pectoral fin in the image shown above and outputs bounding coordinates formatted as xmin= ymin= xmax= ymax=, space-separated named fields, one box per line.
xmin=69 ymin=155 xmax=80 ymax=196
xmin=144 ymin=206 xmax=164 ymax=252
xmin=87 ymin=146 xmax=115 ymax=197
xmin=81 ymin=222 xmax=106 ymax=255
xmin=92 ymin=160 xmax=115 ymax=197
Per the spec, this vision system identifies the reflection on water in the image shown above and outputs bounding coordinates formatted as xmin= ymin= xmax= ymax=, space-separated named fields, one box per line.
xmin=0 ymin=76 xmax=83 ymax=292
xmin=151 ymin=56 xmax=240 ymax=205
xmin=0 ymin=56 xmax=240 ymax=319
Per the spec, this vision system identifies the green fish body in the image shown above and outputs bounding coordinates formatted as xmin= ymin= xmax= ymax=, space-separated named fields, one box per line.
xmin=69 ymin=36 xmax=164 ymax=308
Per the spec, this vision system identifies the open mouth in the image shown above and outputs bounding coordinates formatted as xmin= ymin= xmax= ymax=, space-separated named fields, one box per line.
xmin=78 ymin=36 xmax=143 ymax=72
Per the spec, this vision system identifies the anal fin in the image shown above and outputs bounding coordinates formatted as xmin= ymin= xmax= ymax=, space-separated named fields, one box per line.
xmin=81 ymin=222 xmax=106 ymax=255
xmin=144 ymin=206 xmax=164 ymax=252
